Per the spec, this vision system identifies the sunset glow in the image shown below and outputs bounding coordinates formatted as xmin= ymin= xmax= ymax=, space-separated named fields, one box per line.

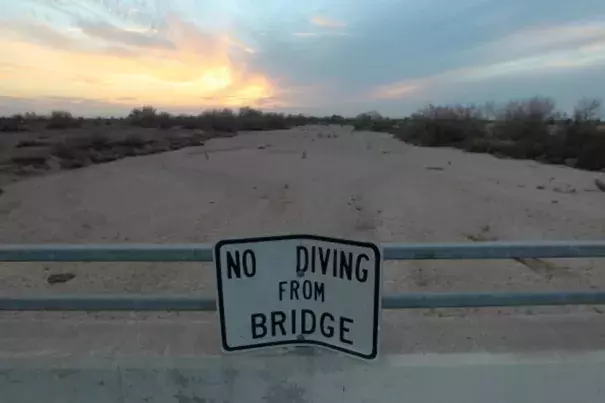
xmin=1 ymin=0 xmax=604 ymax=116
xmin=0 ymin=17 xmax=276 ymax=110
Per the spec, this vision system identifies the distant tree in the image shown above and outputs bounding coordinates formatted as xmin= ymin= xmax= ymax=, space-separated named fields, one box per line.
xmin=499 ymin=97 xmax=557 ymax=122
xmin=329 ymin=114 xmax=345 ymax=124
xmin=47 ymin=110 xmax=81 ymax=129
xmin=356 ymin=110 xmax=382 ymax=120
xmin=573 ymin=98 xmax=602 ymax=122
xmin=128 ymin=106 xmax=159 ymax=127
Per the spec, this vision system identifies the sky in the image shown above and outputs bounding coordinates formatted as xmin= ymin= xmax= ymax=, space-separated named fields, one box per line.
xmin=1 ymin=0 xmax=605 ymax=117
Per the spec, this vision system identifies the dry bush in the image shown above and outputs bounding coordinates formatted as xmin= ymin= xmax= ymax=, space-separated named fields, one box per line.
xmin=400 ymin=104 xmax=486 ymax=147
xmin=47 ymin=111 xmax=82 ymax=129
xmin=389 ymin=97 xmax=605 ymax=171
xmin=573 ymin=98 xmax=601 ymax=123
xmin=127 ymin=106 xmax=159 ymax=128
xmin=0 ymin=115 xmax=28 ymax=132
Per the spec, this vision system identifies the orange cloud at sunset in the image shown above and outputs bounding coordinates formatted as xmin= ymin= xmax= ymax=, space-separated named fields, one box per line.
xmin=0 ymin=17 xmax=277 ymax=111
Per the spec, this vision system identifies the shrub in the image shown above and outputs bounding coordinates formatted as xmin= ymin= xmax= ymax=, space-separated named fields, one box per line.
xmin=128 ymin=106 xmax=159 ymax=128
xmin=400 ymin=105 xmax=486 ymax=146
xmin=566 ymin=123 xmax=605 ymax=170
xmin=123 ymin=105 xmax=309 ymax=132
xmin=353 ymin=110 xmax=388 ymax=130
xmin=238 ymin=107 xmax=266 ymax=130
xmin=120 ymin=134 xmax=148 ymax=148
xmin=47 ymin=110 xmax=81 ymax=129
xmin=198 ymin=109 xmax=239 ymax=132
xmin=0 ymin=114 xmax=28 ymax=132
xmin=387 ymin=97 xmax=605 ymax=171
xmin=573 ymin=98 xmax=601 ymax=123
xmin=329 ymin=114 xmax=345 ymax=124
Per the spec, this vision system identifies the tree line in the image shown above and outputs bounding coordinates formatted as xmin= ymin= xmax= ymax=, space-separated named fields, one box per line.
xmin=353 ymin=97 xmax=605 ymax=171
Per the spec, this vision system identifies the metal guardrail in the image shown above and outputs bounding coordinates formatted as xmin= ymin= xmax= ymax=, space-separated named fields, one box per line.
xmin=0 ymin=241 xmax=604 ymax=311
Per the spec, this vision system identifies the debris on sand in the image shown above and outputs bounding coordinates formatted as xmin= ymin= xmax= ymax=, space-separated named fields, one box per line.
xmin=426 ymin=166 xmax=444 ymax=171
xmin=536 ymin=185 xmax=545 ymax=190
xmin=596 ymin=178 xmax=605 ymax=192
xmin=553 ymin=184 xmax=577 ymax=194
xmin=301 ymin=151 xmax=307 ymax=159
xmin=47 ymin=272 xmax=76 ymax=284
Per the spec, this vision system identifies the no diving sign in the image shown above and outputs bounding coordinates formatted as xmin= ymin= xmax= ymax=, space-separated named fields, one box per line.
xmin=214 ymin=234 xmax=382 ymax=360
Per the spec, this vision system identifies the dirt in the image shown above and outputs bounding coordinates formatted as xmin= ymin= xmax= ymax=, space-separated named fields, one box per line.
xmin=1 ymin=124 xmax=605 ymax=353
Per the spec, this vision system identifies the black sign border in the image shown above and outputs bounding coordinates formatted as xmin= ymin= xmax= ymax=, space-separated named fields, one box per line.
xmin=214 ymin=234 xmax=381 ymax=360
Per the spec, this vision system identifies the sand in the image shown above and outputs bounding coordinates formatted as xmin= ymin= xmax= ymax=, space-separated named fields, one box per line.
xmin=1 ymin=125 xmax=604 ymax=354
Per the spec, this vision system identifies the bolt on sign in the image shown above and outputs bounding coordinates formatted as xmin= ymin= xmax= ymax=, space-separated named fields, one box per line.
xmin=214 ymin=234 xmax=382 ymax=360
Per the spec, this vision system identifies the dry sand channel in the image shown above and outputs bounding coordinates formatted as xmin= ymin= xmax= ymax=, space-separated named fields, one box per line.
xmin=1 ymin=125 xmax=605 ymax=356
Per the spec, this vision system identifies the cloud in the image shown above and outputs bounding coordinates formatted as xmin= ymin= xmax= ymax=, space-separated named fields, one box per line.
xmin=77 ymin=20 xmax=175 ymax=49
xmin=0 ymin=14 xmax=277 ymax=111
xmin=372 ymin=19 xmax=605 ymax=100
xmin=293 ymin=31 xmax=351 ymax=39
xmin=293 ymin=32 xmax=321 ymax=38
xmin=311 ymin=16 xmax=346 ymax=29
xmin=4 ymin=0 xmax=605 ymax=116
xmin=480 ymin=19 xmax=605 ymax=61
xmin=1 ymin=20 xmax=78 ymax=50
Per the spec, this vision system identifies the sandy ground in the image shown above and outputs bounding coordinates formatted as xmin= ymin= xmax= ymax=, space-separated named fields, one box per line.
xmin=1 ymin=125 xmax=605 ymax=355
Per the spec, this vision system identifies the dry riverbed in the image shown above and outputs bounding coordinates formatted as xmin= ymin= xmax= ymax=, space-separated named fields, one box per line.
xmin=1 ymin=124 xmax=605 ymax=355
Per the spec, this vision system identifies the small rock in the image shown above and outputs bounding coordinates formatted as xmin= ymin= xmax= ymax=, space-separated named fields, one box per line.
xmin=596 ymin=178 xmax=605 ymax=192
xmin=551 ymin=200 xmax=559 ymax=204
xmin=0 ymin=188 xmax=4 ymax=196
xmin=426 ymin=166 xmax=444 ymax=171
xmin=257 ymin=145 xmax=265 ymax=150
xmin=301 ymin=151 xmax=307 ymax=159
xmin=536 ymin=185 xmax=545 ymax=190
xmin=47 ymin=273 xmax=76 ymax=284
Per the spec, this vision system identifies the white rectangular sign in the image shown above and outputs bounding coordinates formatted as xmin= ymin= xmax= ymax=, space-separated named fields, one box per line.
xmin=214 ymin=234 xmax=382 ymax=360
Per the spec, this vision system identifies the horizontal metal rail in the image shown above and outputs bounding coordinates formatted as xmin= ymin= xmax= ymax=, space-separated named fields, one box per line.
xmin=2 ymin=240 xmax=605 ymax=262
xmin=2 ymin=292 xmax=605 ymax=311
xmin=1 ymin=241 xmax=604 ymax=311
